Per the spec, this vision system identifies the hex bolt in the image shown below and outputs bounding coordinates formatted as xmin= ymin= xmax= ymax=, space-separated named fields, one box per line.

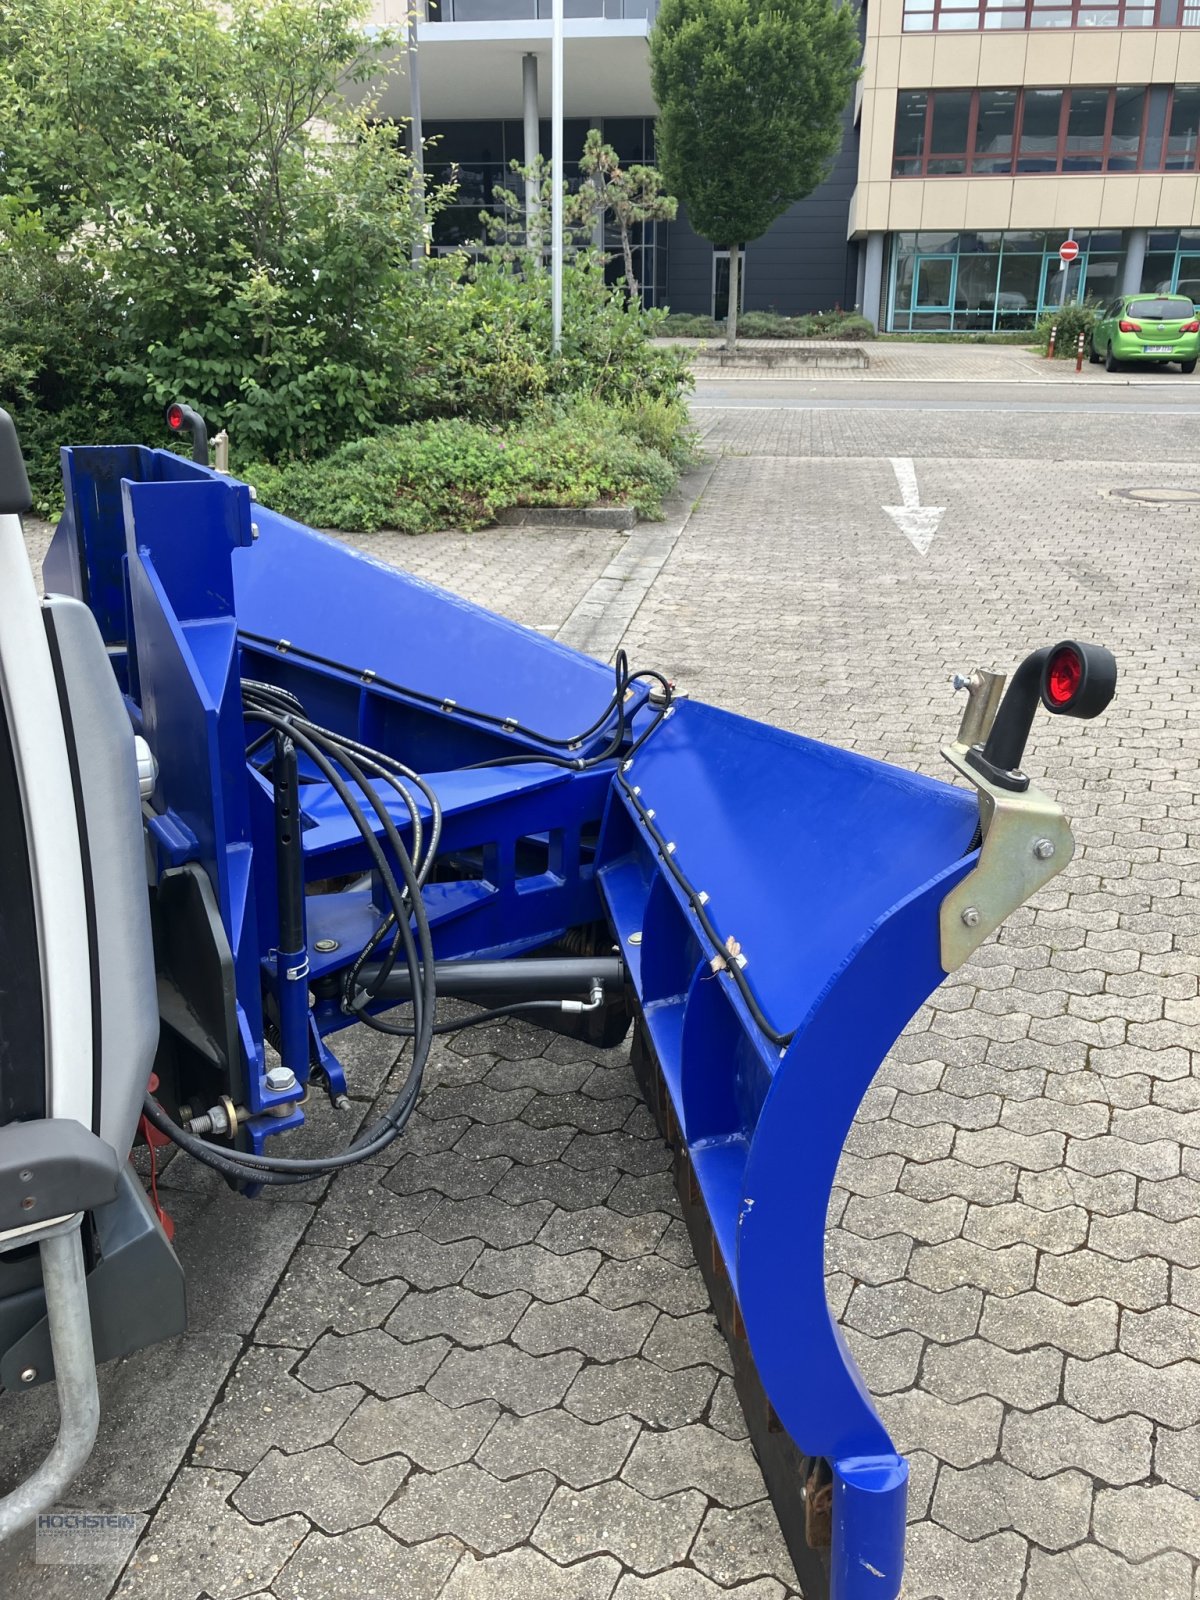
xmin=265 ymin=1066 xmax=297 ymax=1094
xmin=314 ymin=938 xmax=340 ymax=953
xmin=333 ymin=1094 xmax=352 ymax=1111
xmin=960 ymin=906 xmax=981 ymax=928
xmin=20 ymin=1367 xmax=37 ymax=1384
xmin=1033 ymin=838 xmax=1055 ymax=860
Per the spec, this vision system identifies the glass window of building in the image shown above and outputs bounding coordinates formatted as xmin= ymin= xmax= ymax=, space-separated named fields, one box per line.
xmin=929 ymin=91 xmax=972 ymax=172
xmin=1063 ymin=88 xmax=1109 ymax=172
xmin=893 ymin=92 xmax=930 ymax=175
xmin=1107 ymin=88 xmax=1147 ymax=170
xmin=1018 ymin=90 xmax=1065 ymax=171
xmin=973 ymin=91 xmax=1018 ymax=173
xmin=902 ymin=0 xmax=1193 ymax=25
xmin=1166 ymin=87 xmax=1200 ymax=170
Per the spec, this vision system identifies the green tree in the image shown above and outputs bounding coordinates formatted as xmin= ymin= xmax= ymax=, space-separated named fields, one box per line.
xmin=577 ymin=129 xmax=678 ymax=303
xmin=649 ymin=0 xmax=860 ymax=347
xmin=0 ymin=0 xmax=436 ymax=474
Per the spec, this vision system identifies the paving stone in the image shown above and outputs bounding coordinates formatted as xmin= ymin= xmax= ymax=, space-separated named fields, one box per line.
xmin=345 ymin=1230 xmax=484 ymax=1289
xmin=890 ymin=1089 xmax=1001 ymax=1130
xmin=832 ymin=1151 xmax=905 ymax=1197
xmin=533 ymin=1479 xmax=706 ymax=1573
xmin=423 ymin=1193 xmax=554 ymax=1248
xmin=493 ymin=1160 xmax=621 ymax=1211
xmin=825 ymin=1228 xmax=914 ymax=1285
xmin=1068 ymin=1135 xmax=1181 ymax=1180
xmin=297 ymin=1329 xmax=449 ymax=1398
xmin=233 ymin=1444 xmax=408 ymax=1534
xmin=590 ymin=1254 xmax=712 ymax=1316
xmin=1018 ymin=1165 xmax=1137 ymax=1216
xmin=486 ymin=1055 xmax=593 ymax=1094
xmin=195 ymin=1345 xmax=363 ymax=1472
xmin=608 ymin=1171 xmax=683 ymax=1216
xmin=656 ymin=1217 xmax=699 ymax=1267
xmin=963 ymin=1199 xmax=1088 ymax=1253
xmin=1089 ymin=1211 xmax=1200 ymax=1268
xmin=1094 ymin=1481 xmax=1200 ymax=1562
xmin=980 ymin=1290 xmax=1119 ymax=1357
xmin=1001 ymin=1405 xmax=1153 ymax=1483
xmin=1024 ymin=1543 xmax=1194 ymax=1600
xmin=612 ymin=1574 xmax=783 ymax=1600
xmin=306 ymin=1168 xmax=440 ymax=1246
xmin=465 ymin=1242 xmax=602 ymax=1302
xmin=382 ymin=1462 xmax=556 ymax=1553
xmin=273 ymin=1527 xmax=464 ymax=1600
xmin=842 ymin=1328 xmax=924 ymax=1396
xmin=115 ymin=1468 xmax=306 ymax=1600
xmin=253 ymin=1246 xmax=404 ymax=1346
xmin=841 ymin=1192 xmax=967 ymax=1245
xmin=1118 ymin=1303 xmax=1200 ymax=1365
xmin=909 ymin=1238 xmax=1036 ymax=1296
xmin=953 ymin=1127 xmax=1066 ymax=1170
xmin=522 ymin=1090 xmax=639 ymax=1133
xmin=1064 ymin=1351 xmax=1200 ymax=1425
xmin=898 ymin=1156 xmax=1018 ymax=1205
xmin=476 ymin=1408 xmax=641 ymax=1489
xmin=844 ymin=1280 xmax=983 ymax=1344
xmin=385 ymin=1283 xmax=527 ymax=1348
xmin=456 ymin=1120 xmax=576 ymax=1165
xmin=621 ymin=1424 xmax=765 ymax=1506
xmin=901 ymin=1523 xmax=1026 ymax=1600
xmin=385 ymin=1149 xmax=513 ymax=1201
xmin=1138 ymin=1174 xmax=1200 ymax=1222
xmin=441 ymin=1548 xmax=621 ymax=1600
xmin=565 ymin=1357 xmax=718 ymax=1428
xmin=689 ymin=1499 xmax=799 ymax=1588
xmin=536 ymin=1204 xmax=670 ymax=1259
xmin=335 ymin=1389 xmax=499 ymax=1469
xmin=878 ymin=1389 xmax=1002 ymax=1468
xmin=932 ymin=1460 xmax=1091 ymax=1550
xmin=563 ymin=1130 xmax=672 ymax=1176
xmin=1000 ymin=1096 xmax=1110 ymax=1136
xmin=420 ymin=1081 xmax=535 ymax=1124
xmin=1035 ymin=1249 xmax=1170 ymax=1311
xmin=1174 ymin=1264 xmax=1200 ymax=1314
xmin=428 ymin=1343 xmax=583 ymax=1414
xmin=1155 ymin=1422 xmax=1200 ymax=1491
xmin=643 ymin=1311 xmax=732 ymax=1374
xmin=921 ymin=1338 xmax=1062 ymax=1409
xmin=842 ymin=1118 xmax=955 ymax=1163
xmin=514 ymin=1295 xmax=658 ymax=1360
xmin=707 ymin=1373 xmax=749 ymax=1439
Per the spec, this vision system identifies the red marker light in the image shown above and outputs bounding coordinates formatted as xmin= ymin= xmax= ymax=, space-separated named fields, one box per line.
xmin=1046 ymin=646 xmax=1083 ymax=708
xmin=166 ymin=403 xmax=185 ymax=432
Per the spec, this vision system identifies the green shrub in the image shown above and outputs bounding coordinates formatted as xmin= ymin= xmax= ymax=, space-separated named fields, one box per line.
xmin=240 ymin=395 xmax=692 ymax=535
xmin=1036 ymin=301 xmax=1101 ymax=357
xmin=661 ymin=312 xmax=720 ymax=337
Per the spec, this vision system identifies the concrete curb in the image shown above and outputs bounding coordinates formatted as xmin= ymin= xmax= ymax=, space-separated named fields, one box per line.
xmin=554 ymin=460 xmax=716 ymax=662
xmin=493 ymin=505 xmax=638 ymax=530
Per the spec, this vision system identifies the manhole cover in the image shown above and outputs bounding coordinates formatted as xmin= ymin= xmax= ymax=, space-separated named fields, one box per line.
xmin=1108 ymin=486 xmax=1200 ymax=507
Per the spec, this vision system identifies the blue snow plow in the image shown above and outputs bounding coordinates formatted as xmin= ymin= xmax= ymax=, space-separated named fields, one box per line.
xmin=0 ymin=407 xmax=1116 ymax=1599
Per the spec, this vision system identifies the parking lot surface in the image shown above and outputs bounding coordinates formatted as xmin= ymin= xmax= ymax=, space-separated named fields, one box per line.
xmin=4 ymin=373 xmax=1200 ymax=1600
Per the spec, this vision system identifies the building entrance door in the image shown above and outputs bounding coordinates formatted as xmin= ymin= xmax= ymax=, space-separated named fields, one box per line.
xmin=912 ymin=255 xmax=956 ymax=325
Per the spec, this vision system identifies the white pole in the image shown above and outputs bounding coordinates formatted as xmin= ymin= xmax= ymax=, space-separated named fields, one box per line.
xmin=551 ymin=0 xmax=563 ymax=351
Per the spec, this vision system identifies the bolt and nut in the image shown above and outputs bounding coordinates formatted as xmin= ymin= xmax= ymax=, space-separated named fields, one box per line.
xmin=265 ymin=1066 xmax=297 ymax=1094
xmin=960 ymin=906 xmax=981 ymax=928
xmin=1033 ymin=838 xmax=1055 ymax=860
xmin=20 ymin=1367 xmax=37 ymax=1384
xmin=314 ymin=938 xmax=340 ymax=953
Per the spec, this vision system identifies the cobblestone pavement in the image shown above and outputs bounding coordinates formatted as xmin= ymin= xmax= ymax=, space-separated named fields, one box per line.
xmin=5 ymin=390 xmax=1200 ymax=1600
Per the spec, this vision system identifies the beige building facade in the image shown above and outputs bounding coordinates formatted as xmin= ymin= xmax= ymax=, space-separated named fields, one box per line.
xmin=852 ymin=0 xmax=1200 ymax=329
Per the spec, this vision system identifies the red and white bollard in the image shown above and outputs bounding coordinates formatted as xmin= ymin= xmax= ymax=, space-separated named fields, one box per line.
xmin=1075 ymin=332 xmax=1085 ymax=373
xmin=1046 ymin=323 xmax=1058 ymax=359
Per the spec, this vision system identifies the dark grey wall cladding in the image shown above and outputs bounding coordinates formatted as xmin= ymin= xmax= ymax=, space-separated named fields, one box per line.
xmin=664 ymin=102 xmax=861 ymax=317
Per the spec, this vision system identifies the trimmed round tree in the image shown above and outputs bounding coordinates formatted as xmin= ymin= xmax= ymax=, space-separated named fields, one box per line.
xmin=650 ymin=0 xmax=861 ymax=347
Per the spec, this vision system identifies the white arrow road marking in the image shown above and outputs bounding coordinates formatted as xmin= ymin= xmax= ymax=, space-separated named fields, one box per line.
xmin=882 ymin=457 xmax=945 ymax=555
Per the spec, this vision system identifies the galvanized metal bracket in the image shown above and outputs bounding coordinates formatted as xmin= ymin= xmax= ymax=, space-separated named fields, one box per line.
xmin=939 ymin=669 xmax=1074 ymax=973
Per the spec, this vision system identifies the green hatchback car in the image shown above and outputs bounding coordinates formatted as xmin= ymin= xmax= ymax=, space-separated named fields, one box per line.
xmin=1089 ymin=294 xmax=1200 ymax=373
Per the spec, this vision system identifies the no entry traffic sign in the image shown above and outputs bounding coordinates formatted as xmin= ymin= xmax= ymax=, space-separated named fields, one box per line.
xmin=1059 ymin=239 xmax=1080 ymax=264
